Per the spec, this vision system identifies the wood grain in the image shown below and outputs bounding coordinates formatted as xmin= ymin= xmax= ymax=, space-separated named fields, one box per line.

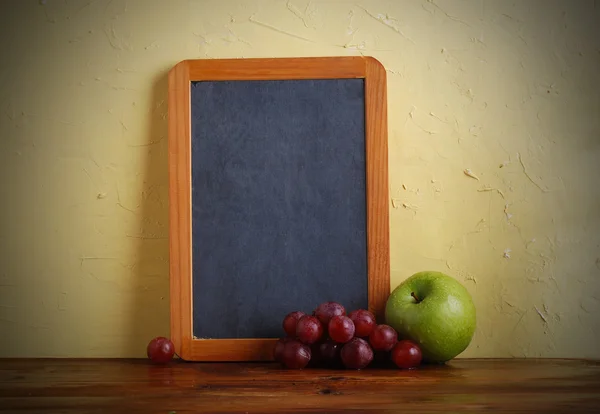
xmin=168 ymin=60 xmax=192 ymax=360
xmin=186 ymin=56 xmax=367 ymax=80
xmin=168 ymin=56 xmax=390 ymax=361
xmin=190 ymin=338 xmax=278 ymax=361
xmin=1 ymin=359 xmax=599 ymax=413
xmin=364 ymin=57 xmax=390 ymax=321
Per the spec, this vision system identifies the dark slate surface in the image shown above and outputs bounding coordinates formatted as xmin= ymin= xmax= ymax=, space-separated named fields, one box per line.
xmin=190 ymin=79 xmax=368 ymax=339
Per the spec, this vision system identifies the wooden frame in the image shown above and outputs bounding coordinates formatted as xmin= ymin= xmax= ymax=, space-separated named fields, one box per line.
xmin=168 ymin=56 xmax=389 ymax=361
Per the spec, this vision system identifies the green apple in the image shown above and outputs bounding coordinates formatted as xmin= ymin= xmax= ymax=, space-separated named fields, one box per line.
xmin=385 ymin=270 xmax=476 ymax=363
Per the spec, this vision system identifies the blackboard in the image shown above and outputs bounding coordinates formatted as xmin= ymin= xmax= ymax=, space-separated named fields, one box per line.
xmin=168 ymin=57 xmax=389 ymax=361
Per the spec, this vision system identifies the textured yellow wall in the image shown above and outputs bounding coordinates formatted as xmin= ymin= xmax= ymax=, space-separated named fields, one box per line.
xmin=0 ymin=0 xmax=599 ymax=358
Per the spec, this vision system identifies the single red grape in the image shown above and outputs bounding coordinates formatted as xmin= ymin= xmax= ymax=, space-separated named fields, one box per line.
xmin=369 ymin=324 xmax=398 ymax=352
xmin=319 ymin=339 xmax=343 ymax=368
xmin=313 ymin=302 xmax=346 ymax=326
xmin=282 ymin=339 xmax=311 ymax=369
xmin=348 ymin=309 xmax=376 ymax=337
xmin=273 ymin=337 xmax=292 ymax=363
xmin=146 ymin=336 xmax=175 ymax=364
xmin=340 ymin=337 xmax=374 ymax=369
xmin=282 ymin=311 xmax=305 ymax=337
xmin=296 ymin=315 xmax=324 ymax=344
xmin=328 ymin=315 xmax=355 ymax=343
xmin=391 ymin=340 xmax=422 ymax=369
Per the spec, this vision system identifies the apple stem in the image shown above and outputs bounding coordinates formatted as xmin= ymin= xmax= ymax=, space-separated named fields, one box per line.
xmin=411 ymin=292 xmax=421 ymax=303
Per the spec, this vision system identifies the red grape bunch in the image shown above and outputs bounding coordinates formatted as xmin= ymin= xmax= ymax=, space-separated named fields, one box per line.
xmin=273 ymin=301 xmax=423 ymax=370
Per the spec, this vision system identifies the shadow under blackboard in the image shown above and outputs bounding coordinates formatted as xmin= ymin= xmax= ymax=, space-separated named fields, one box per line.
xmin=126 ymin=70 xmax=170 ymax=357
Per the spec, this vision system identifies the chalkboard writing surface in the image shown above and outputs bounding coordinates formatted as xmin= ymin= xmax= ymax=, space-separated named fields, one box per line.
xmin=190 ymin=78 xmax=368 ymax=340
xmin=168 ymin=57 xmax=389 ymax=361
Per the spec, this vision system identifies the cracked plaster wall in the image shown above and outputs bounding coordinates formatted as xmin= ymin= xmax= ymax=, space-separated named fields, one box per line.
xmin=0 ymin=0 xmax=599 ymax=357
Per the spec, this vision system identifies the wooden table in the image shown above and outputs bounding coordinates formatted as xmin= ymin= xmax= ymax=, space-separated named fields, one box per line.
xmin=0 ymin=358 xmax=599 ymax=413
